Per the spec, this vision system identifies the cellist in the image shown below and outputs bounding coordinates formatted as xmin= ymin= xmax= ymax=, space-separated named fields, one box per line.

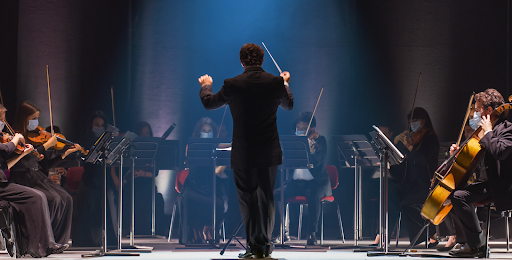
xmin=449 ymin=89 xmax=512 ymax=258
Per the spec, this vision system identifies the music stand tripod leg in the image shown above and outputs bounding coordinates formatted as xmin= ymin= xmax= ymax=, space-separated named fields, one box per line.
xmin=220 ymin=219 xmax=246 ymax=255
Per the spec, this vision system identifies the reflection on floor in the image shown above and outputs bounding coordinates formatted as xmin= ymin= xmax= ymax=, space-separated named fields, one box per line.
xmin=2 ymin=237 xmax=512 ymax=259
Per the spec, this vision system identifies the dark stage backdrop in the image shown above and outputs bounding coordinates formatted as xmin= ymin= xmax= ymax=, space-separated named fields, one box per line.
xmin=0 ymin=0 xmax=510 ymax=239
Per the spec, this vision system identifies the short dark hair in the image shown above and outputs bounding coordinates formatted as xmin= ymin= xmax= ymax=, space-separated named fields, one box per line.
xmin=296 ymin=111 xmax=316 ymax=128
xmin=240 ymin=43 xmax=264 ymax=66
xmin=475 ymin=88 xmax=504 ymax=110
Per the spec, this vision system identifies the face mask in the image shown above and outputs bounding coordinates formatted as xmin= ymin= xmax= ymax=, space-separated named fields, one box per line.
xmin=410 ymin=120 xmax=422 ymax=132
xmin=27 ymin=119 xmax=39 ymax=131
xmin=200 ymin=132 xmax=213 ymax=138
xmin=469 ymin=111 xmax=482 ymax=130
xmin=0 ymin=121 xmax=4 ymax=132
xmin=92 ymin=126 xmax=105 ymax=137
xmin=295 ymin=129 xmax=306 ymax=136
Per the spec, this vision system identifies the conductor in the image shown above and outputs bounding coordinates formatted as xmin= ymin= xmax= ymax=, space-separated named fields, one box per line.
xmin=199 ymin=43 xmax=293 ymax=258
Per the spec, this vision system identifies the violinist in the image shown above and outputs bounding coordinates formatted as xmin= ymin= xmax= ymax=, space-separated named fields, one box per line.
xmin=449 ymin=89 xmax=512 ymax=258
xmin=376 ymin=107 xmax=440 ymax=246
xmin=8 ymin=101 xmax=82 ymax=246
xmin=0 ymin=103 xmax=68 ymax=257
xmin=272 ymin=111 xmax=330 ymax=245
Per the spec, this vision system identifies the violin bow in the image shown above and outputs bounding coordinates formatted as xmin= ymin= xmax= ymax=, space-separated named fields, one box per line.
xmin=217 ymin=106 xmax=228 ymax=138
xmin=111 ymin=86 xmax=116 ymax=127
xmin=456 ymin=93 xmax=475 ymax=147
xmin=408 ymin=72 xmax=422 ymax=131
xmin=261 ymin=42 xmax=282 ymax=74
xmin=306 ymin=87 xmax=324 ymax=135
xmin=46 ymin=65 xmax=54 ymax=135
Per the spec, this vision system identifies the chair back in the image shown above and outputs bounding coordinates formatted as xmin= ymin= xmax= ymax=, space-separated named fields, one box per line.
xmin=175 ymin=169 xmax=189 ymax=194
xmin=325 ymin=165 xmax=339 ymax=190
xmin=66 ymin=167 xmax=85 ymax=192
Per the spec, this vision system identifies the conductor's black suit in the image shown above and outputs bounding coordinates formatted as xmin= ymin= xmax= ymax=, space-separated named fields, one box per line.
xmin=200 ymin=65 xmax=293 ymax=253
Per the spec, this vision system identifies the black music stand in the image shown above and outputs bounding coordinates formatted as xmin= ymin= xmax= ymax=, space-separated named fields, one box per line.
xmin=366 ymin=125 xmax=405 ymax=256
xmin=186 ymin=137 xmax=231 ymax=247
xmin=333 ymin=135 xmax=379 ymax=247
xmin=82 ymin=126 xmax=140 ymax=257
xmin=108 ymin=135 xmax=160 ymax=252
xmin=276 ymin=136 xmax=311 ymax=248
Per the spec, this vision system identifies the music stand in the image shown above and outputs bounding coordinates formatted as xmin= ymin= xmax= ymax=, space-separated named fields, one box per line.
xmin=366 ymin=125 xmax=405 ymax=256
xmin=333 ymin=135 xmax=379 ymax=247
xmin=276 ymin=136 xmax=311 ymax=248
xmin=186 ymin=137 xmax=231 ymax=247
xmin=82 ymin=126 xmax=140 ymax=257
xmin=108 ymin=135 xmax=159 ymax=252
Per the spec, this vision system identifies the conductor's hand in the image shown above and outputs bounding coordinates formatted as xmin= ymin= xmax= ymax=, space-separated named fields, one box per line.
xmin=198 ymin=74 xmax=213 ymax=87
xmin=280 ymin=71 xmax=290 ymax=83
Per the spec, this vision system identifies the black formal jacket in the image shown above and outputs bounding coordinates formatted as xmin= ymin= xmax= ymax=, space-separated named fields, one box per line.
xmin=200 ymin=66 xmax=293 ymax=169
xmin=479 ymin=119 xmax=512 ymax=211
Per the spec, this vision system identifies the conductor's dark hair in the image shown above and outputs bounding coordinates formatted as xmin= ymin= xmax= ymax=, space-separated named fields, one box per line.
xmin=296 ymin=111 xmax=316 ymax=128
xmin=475 ymin=88 xmax=504 ymax=110
xmin=240 ymin=43 xmax=264 ymax=66
xmin=407 ymin=107 xmax=435 ymax=133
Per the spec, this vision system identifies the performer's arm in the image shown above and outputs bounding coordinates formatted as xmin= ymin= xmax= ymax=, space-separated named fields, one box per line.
xmin=480 ymin=120 xmax=512 ymax=160
xmin=198 ymin=74 xmax=229 ymax=110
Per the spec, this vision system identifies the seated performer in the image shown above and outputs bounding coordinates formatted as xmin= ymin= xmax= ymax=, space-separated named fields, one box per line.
xmin=180 ymin=117 xmax=228 ymax=244
xmin=374 ymin=107 xmax=439 ymax=246
xmin=0 ymin=104 xmax=67 ymax=257
xmin=272 ymin=111 xmax=330 ymax=245
xmin=449 ymin=88 xmax=512 ymax=258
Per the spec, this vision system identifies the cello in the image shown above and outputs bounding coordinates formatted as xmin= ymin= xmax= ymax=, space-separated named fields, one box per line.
xmin=421 ymin=96 xmax=512 ymax=225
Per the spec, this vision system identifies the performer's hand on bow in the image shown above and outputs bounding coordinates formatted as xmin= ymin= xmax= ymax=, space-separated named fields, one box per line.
xmin=198 ymin=74 xmax=213 ymax=87
xmin=280 ymin=71 xmax=290 ymax=83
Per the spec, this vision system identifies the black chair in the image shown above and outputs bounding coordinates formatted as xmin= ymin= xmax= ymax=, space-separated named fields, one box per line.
xmin=0 ymin=200 xmax=17 ymax=258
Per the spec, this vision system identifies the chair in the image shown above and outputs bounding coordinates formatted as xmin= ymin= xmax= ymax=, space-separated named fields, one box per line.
xmin=167 ymin=169 xmax=226 ymax=243
xmin=0 ymin=201 xmax=17 ymax=258
xmin=167 ymin=169 xmax=188 ymax=242
xmin=66 ymin=167 xmax=84 ymax=192
xmin=474 ymin=199 xmax=493 ymax=258
xmin=502 ymin=209 xmax=512 ymax=251
xmin=285 ymin=165 xmax=345 ymax=244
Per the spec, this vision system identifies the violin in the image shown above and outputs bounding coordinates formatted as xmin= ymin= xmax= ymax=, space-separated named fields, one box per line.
xmin=27 ymin=126 xmax=88 ymax=155
xmin=1 ymin=119 xmax=43 ymax=159
xmin=395 ymin=127 xmax=428 ymax=151
xmin=307 ymin=131 xmax=320 ymax=153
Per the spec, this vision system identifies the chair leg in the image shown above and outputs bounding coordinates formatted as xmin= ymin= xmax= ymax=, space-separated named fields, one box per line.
xmin=168 ymin=201 xmax=177 ymax=242
xmin=10 ymin=220 xmax=15 ymax=259
xmin=396 ymin=212 xmax=402 ymax=247
xmin=320 ymin=202 xmax=324 ymax=245
xmin=484 ymin=205 xmax=492 ymax=258
xmin=506 ymin=215 xmax=510 ymax=251
xmin=222 ymin=222 xmax=226 ymax=243
xmin=298 ymin=204 xmax=304 ymax=242
xmin=335 ymin=201 xmax=345 ymax=243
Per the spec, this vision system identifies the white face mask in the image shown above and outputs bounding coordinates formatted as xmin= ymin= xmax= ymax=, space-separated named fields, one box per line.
xmin=410 ymin=120 xmax=423 ymax=132
xmin=295 ymin=129 xmax=306 ymax=136
xmin=92 ymin=126 xmax=105 ymax=137
xmin=27 ymin=119 xmax=39 ymax=131
xmin=0 ymin=121 xmax=4 ymax=132
xmin=200 ymin=131 xmax=213 ymax=138
xmin=469 ymin=111 xmax=482 ymax=130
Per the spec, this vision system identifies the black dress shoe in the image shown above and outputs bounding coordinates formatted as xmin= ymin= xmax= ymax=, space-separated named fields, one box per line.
xmin=50 ymin=243 xmax=69 ymax=254
xmin=427 ymin=240 xmax=439 ymax=248
xmin=437 ymin=244 xmax=456 ymax=252
xmin=307 ymin=232 xmax=318 ymax=246
xmin=238 ymin=251 xmax=269 ymax=259
xmin=449 ymin=245 xmax=487 ymax=258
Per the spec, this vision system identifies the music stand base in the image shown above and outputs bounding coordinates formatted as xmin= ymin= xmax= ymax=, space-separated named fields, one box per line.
xmin=81 ymin=249 xmax=140 ymax=257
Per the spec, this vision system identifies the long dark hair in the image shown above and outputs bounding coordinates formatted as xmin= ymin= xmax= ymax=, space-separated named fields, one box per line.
xmin=407 ymin=107 xmax=435 ymax=134
xmin=134 ymin=121 xmax=153 ymax=137
xmin=13 ymin=101 xmax=41 ymax=137
xmin=84 ymin=110 xmax=110 ymax=137
xmin=192 ymin=117 xmax=218 ymax=138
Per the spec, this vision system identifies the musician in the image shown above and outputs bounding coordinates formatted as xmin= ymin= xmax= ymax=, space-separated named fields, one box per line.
xmin=9 ymin=101 xmax=81 ymax=246
xmin=73 ymin=110 xmax=118 ymax=247
xmin=381 ymin=107 xmax=439 ymax=246
xmin=0 ymin=104 xmax=68 ymax=257
xmin=199 ymin=43 xmax=293 ymax=258
xmin=180 ymin=117 xmax=228 ymax=243
xmin=272 ymin=111 xmax=331 ymax=245
xmin=449 ymin=88 xmax=512 ymax=258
